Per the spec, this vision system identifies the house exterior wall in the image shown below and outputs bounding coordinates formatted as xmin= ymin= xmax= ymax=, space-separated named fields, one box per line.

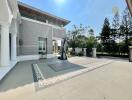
xmin=53 ymin=28 xmax=66 ymax=39
xmin=0 ymin=25 xmax=1 ymax=65
xmin=0 ymin=0 xmax=13 ymax=25
xmin=17 ymin=17 xmax=66 ymax=56
xmin=0 ymin=0 xmax=69 ymax=67
xmin=17 ymin=18 xmax=53 ymax=55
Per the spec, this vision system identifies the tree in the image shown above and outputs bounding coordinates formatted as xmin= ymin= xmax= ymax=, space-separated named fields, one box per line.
xmin=101 ymin=18 xmax=111 ymax=42
xmin=100 ymin=18 xmax=111 ymax=53
xmin=68 ymin=24 xmax=87 ymax=52
xmin=86 ymin=36 xmax=97 ymax=48
xmin=98 ymin=7 xmax=132 ymax=56
xmin=88 ymin=29 xmax=94 ymax=36
xmin=111 ymin=11 xmax=121 ymax=54
xmin=121 ymin=7 xmax=132 ymax=53
xmin=86 ymin=36 xmax=97 ymax=56
xmin=112 ymin=11 xmax=120 ymax=40
xmin=76 ymin=35 xmax=87 ymax=48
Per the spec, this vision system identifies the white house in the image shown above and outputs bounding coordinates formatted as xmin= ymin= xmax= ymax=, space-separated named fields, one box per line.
xmin=0 ymin=0 xmax=70 ymax=79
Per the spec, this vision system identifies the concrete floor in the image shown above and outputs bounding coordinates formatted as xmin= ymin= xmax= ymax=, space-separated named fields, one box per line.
xmin=0 ymin=58 xmax=132 ymax=100
xmin=0 ymin=60 xmax=34 ymax=92
xmin=0 ymin=58 xmax=58 ymax=92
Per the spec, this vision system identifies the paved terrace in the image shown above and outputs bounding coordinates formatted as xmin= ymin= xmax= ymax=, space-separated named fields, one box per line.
xmin=0 ymin=57 xmax=132 ymax=100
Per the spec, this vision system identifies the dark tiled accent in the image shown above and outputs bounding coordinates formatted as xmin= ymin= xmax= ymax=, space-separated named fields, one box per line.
xmin=32 ymin=64 xmax=44 ymax=82
xmin=48 ymin=61 xmax=82 ymax=72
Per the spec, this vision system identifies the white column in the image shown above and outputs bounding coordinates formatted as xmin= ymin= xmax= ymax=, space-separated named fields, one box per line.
xmin=1 ymin=24 xmax=10 ymax=67
xmin=83 ymin=48 xmax=87 ymax=56
xmin=46 ymin=20 xmax=48 ymax=23
xmin=11 ymin=33 xmax=17 ymax=61
xmin=129 ymin=46 xmax=132 ymax=62
xmin=92 ymin=48 xmax=97 ymax=58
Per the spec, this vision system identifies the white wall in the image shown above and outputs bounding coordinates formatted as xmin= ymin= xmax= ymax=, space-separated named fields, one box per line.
xmin=0 ymin=25 xmax=1 ymax=65
xmin=75 ymin=48 xmax=82 ymax=53
xmin=0 ymin=0 xmax=13 ymax=25
xmin=18 ymin=18 xmax=53 ymax=55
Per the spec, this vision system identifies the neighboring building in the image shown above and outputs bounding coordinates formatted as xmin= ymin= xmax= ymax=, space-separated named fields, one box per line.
xmin=0 ymin=0 xmax=70 ymax=67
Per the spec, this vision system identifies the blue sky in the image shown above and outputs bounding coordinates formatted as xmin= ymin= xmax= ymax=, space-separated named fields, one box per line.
xmin=19 ymin=0 xmax=127 ymax=36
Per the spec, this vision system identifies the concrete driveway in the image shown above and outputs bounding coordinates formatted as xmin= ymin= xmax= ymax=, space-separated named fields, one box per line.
xmin=0 ymin=58 xmax=132 ymax=100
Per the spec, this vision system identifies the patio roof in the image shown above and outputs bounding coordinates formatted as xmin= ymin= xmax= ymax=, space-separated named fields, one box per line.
xmin=18 ymin=1 xmax=70 ymax=26
xmin=126 ymin=0 xmax=132 ymax=17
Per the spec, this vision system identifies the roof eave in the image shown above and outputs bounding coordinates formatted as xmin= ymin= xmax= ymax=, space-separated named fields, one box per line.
xmin=18 ymin=1 xmax=70 ymax=25
xmin=126 ymin=0 xmax=132 ymax=17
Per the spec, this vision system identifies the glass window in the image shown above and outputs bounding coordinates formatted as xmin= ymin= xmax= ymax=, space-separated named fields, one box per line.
xmin=38 ymin=37 xmax=46 ymax=54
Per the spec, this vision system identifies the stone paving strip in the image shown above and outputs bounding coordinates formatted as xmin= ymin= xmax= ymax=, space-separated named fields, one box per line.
xmin=69 ymin=59 xmax=100 ymax=65
xmin=35 ymin=58 xmax=113 ymax=89
xmin=68 ymin=57 xmax=106 ymax=66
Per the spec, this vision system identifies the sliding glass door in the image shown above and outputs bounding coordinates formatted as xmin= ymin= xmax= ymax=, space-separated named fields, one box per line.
xmin=38 ymin=37 xmax=47 ymax=58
